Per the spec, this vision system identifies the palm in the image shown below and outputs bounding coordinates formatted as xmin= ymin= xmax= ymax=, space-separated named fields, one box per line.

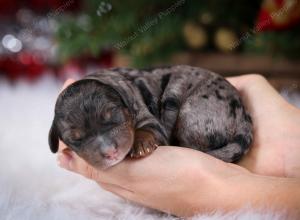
xmin=228 ymin=75 xmax=300 ymax=177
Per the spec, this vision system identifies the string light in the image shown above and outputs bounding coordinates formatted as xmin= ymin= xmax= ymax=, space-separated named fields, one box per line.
xmin=2 ymin=34 xmax=23 ymax=53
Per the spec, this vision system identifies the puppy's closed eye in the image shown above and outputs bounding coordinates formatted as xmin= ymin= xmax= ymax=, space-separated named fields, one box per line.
xmin=72 ymin=129 xmax=84 ymax=140
xmin=64 ymin=129 xmax=85 ymax=144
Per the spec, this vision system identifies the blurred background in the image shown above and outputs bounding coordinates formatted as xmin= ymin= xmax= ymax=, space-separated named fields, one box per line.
xmin=0 ymin=1 xmax=299 ymax=218
xmin=0 ymin=0 xmax=299 ymax=85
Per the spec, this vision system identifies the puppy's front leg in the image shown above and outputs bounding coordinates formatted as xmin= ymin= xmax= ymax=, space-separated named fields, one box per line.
xmin=130 ymin=121 xmax=168 ymax=158
xmin=130 ymin=129 xmax=158 ymax=158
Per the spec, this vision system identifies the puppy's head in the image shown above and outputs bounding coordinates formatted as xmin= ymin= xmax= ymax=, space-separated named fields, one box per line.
xmin=49 ymin=80 xmax=135 ymax=169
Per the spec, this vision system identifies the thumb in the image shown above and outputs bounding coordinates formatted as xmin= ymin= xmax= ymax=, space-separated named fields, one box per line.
xmin=57 ymin=148 xmax=102 ymax=181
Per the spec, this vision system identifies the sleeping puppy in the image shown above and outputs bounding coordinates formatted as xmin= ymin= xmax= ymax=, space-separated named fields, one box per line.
xmin=49 ymin=65 xmax=253 ymax=169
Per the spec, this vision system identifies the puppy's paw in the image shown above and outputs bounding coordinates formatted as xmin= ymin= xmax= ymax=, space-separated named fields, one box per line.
xmin=130 ymin=130 xmax=158 ymax=158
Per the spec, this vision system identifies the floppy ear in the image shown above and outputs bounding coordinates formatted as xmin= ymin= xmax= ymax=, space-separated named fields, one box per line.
xmin=83 ymin=74 xmax=138 ymax=115
xmin=48 ymin=120 xmax=59 ymax=153
xmin=110 ymin=80 xmax=137 ymax=115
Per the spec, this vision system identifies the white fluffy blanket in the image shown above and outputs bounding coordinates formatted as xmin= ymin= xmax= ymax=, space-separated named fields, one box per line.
xmin=1 ymin=75 xmax=297 ymax=220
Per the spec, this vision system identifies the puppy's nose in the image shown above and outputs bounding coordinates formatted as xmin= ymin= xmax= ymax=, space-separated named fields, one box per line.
xmin=101 ymin=146 xmax=118 ymax=159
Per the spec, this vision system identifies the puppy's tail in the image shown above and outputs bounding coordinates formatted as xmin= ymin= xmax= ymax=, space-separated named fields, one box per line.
xmin=207 ymin=133 xmax=252 ymax=163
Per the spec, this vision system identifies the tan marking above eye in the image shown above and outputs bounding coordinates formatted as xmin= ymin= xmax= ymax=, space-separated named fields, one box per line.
xmin=72 ymin=129 xmax=83 ymax=140
xmin=103 ymin=111 xmax=112 ymax=121
xmin=102 ymin=106 xmax=115 ymax=121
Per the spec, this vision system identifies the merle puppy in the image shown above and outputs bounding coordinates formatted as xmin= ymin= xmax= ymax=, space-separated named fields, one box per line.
xmin=49 ymin=65 xmax=252 ymax=169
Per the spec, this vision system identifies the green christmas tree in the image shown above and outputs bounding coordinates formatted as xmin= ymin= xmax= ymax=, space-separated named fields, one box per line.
xmin=55 ymin=0 xmax=269 ymax=67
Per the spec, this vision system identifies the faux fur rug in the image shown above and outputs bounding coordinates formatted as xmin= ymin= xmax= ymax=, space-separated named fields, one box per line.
xmin=1 ymin=75 xmax=298 ymax=220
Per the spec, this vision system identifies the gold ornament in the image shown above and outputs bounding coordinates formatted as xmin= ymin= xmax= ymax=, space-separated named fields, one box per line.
xmin=214 ymin=28 xmax=238 ymax=52
xmin=199 ymin=12 xmax=213 ymax=25
xmin=263 ymin=0 xmax=278 ymax=12
xmin=272 ymin=0 xmax=298 ymax=25
xmin=183 ymin=22 xmax=208 ymax=49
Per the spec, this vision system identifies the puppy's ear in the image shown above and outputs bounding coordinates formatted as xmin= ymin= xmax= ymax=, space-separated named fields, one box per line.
xmin=83 ymin=74 xmax=138 ymax=115
xmin=48 ymin=121 xmax=59 ymax=153
xmin=112 ymin=81 xmax=136 ymax=114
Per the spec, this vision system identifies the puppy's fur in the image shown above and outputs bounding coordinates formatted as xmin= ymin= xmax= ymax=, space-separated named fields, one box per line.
xmin=49 ymin=65 xmax=253 ymax=169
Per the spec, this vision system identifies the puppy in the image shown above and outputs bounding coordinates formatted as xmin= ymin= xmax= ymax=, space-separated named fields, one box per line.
xmin=49 ymin=65 xmax=253 ymax=169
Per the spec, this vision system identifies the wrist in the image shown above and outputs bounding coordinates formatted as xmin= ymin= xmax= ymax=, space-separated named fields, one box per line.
xmin=183 ymin=162 xmax=251 ymax=215
xmin=228 ymin=173 xmax=300 ymax=216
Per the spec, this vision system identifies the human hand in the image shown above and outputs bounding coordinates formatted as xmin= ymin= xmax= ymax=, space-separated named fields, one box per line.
xmin=58 ymin=140 xmax=250 ymax=217
xmin=227 ymin=75 xmax=300 ymax=177
xmin=57 ymin=140 xmax=300 ymax=218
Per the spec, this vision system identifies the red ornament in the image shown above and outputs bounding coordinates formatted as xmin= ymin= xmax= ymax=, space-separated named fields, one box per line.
xmin=98 ymin=50 xmax=113 ymax=67
xmin=0 ymin=56 xmax=23 ymax=80
xmin=0 ymin=52 xmax=47 ymax=81
xmin=0 ymin=0 xmax=19 ymax=16
xmin=255 ymin=0 xmax=300 ymax=31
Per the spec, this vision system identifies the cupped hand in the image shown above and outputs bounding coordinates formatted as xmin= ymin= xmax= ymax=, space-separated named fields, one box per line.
xmin=227 ymin=75 xmax=300 ymax=177
xmin=58 ymin=140 xmax=249 ymax=217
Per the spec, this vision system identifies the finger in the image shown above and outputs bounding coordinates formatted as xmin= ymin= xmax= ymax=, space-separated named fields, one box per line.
xmin=62 ymin=150 xmax=88 ymax=174
xmin=59 ymin=149 xmax=153 ymax=186
xmin=58 ymin=147 xmax=98 ymax=180
xmin=61 ymin=78 xmax=76 ymax=91
xmin=227 ymin=74 xmax=266 ymax=91
xmin=57 ymin=150 xmax=73 ymax=170
xmin=63 ymin=78 xmax=76 ymax=87
xmin=226 ymin=76 xmax=241 ymax=88
xmin=61 ymin=153 xmax=133 ymax=186
xmin=63 ymin=151 xmax=115 ymax=184
xmin=98 ymin=182 xmax=135 ymax=196
xmin=97 ymin=182 xmax=143 ymax=205
xmin=57 ymin=141 xmax=74 ymax=168
xmin=56 ymin=139 xmax=97 ymax=178
xmin=229 ymin=74 xmax=283 ymax=104
xmin=58 ymin=140 xmax=69 ymax=152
